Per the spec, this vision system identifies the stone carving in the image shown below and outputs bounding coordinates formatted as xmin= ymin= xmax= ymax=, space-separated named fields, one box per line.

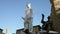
xmin=50 ymin=0 xmax=60 ymax=34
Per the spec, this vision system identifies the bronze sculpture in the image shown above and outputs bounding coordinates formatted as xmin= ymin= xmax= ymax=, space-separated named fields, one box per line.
xmin=41 ymin=14 xmax=55 ymax=34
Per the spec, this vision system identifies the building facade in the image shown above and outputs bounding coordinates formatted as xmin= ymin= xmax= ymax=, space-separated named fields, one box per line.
xmin=16 ymin=25 xmax=41 ymax=34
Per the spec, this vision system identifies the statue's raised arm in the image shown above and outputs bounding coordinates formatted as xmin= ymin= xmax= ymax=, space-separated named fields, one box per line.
xmin=41 ymin=14 xmax=45 ymax=24
xmin=42 ymin=14 xmax=44 ymax=19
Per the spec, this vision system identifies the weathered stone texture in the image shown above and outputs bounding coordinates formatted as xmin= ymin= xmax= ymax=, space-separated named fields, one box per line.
xmin=50 ymin=0 xmax=60 ymax=34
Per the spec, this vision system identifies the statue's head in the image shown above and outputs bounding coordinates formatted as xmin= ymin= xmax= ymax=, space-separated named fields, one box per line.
xmin=47 ymin=16 xmax=50 ymax=20
xmin=50 ymin=0 xmax=53 ymax=4
xmin=26 ymin=2 xmax=31 ymax=9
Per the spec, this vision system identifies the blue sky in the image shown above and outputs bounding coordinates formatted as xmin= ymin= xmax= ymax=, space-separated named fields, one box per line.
xmin=0 ymin=0 xmax=51 ymax=34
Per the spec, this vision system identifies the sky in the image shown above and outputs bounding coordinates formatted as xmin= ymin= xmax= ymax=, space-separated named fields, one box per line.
xmin=0 ymin=0 xmax=51 ymax=34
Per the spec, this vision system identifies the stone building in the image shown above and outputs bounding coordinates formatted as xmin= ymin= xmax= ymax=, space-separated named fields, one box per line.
xmin=16 ymin=25 xmax=41 ymax=34
xmin=50 ymin=0 xmax=60 ymax=34
xmin=16 ymin=28 xmax=25 ymax=34
xmin=0 ymin=28 xmax=5 ymax=34
xmin=33 ymin=25 xmax=41 ymax=32
xmin=0 ymin=28 xmax=3 ymax=34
